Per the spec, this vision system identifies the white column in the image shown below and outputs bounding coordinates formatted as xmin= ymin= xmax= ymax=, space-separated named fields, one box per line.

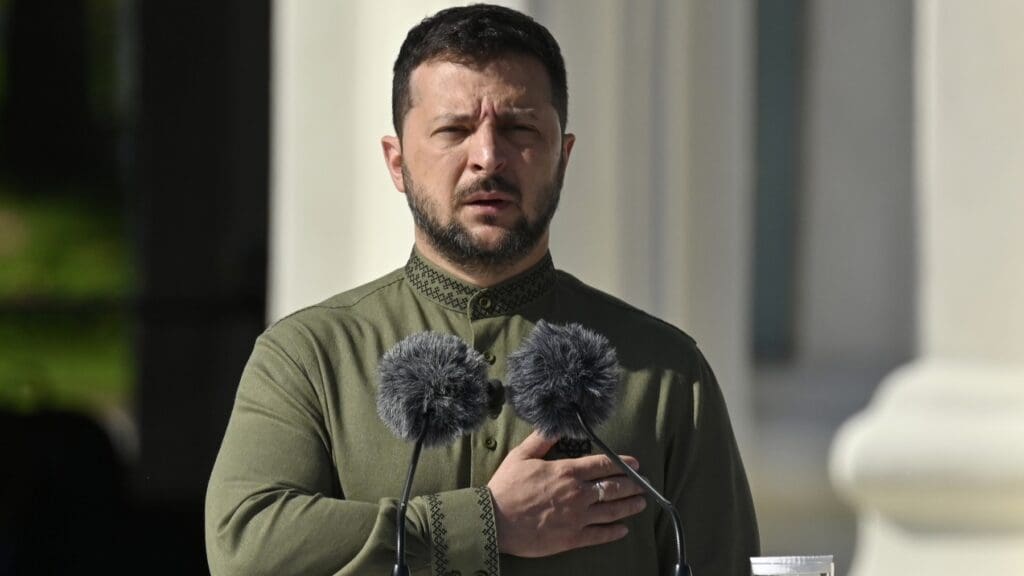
xmin=678 ymin=0 xmax=754 ymax=449
xmin=540 ymin=0 xmax=754 ymax=451
xmin=830 ymin=1 xmax=1024 ymax=574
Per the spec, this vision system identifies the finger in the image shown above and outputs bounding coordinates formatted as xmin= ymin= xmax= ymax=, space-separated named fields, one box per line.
xmin=589 ymin=476 xmax=646 ymax=504
xmin=511 ymin=429 xmax=559 ymax=460
xmin=570 ymin=523 xmax=629 ymax=550
xmin=586 ymin=494 xmax=647 ymax=525
xmin=573 ymin=454 xmax=640 ymax=481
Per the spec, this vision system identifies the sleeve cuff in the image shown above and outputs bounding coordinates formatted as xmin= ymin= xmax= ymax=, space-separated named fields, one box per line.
xmin=424 ymin=486 xmax=500 ymax=576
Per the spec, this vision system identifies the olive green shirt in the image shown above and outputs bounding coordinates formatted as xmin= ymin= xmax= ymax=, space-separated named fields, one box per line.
xmin=205 ymin=250 xmax=759 ymax=576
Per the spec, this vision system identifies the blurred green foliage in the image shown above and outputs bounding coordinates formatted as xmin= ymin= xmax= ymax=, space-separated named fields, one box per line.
xmin=0 ymin=185 xmax=134 ymax=413
xmin=0 ymin=189 xmax=132 ymax=299
xmin=0 ymin=0 xmax=134 ymax=414
xmin=0 ymin=309 xmax=132 ymax=413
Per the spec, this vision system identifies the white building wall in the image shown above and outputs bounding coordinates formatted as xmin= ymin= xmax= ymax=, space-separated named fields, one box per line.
xmin=752 ymin=2 xmax=915 ymax=571
xmin=800 ymin=0 xmax=916 ymax=367
xmin=830 ymin=1 xmax=1024 ymax=573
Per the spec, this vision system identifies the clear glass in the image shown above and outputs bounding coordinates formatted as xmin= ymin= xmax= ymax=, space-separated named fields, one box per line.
xmin=750 ymin=555 xmax=834 ymax=576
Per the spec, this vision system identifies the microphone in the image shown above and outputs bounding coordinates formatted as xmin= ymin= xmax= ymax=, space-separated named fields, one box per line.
xmin=506 ymin=321 xmax=693 ymax=576
xmin=377 ymin=331 xmax=491 ymax=576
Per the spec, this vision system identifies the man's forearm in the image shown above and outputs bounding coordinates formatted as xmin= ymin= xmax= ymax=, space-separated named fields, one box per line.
xmin=205 ymin=483 xmax=495 ymax=576
xmin=204 ymin=335 xmax=498 ymax=575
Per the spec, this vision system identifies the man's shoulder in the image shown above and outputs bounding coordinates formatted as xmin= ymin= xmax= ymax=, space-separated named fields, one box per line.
xmin=554 ymin=270 xmax=698 ymax=352
xmin=262 ymin=267 xmax=407 ymax=339
xmin=553 ymin=270 xmax=705 ymax=375
xmin=314 ymin=267 xmax=408 ymax=310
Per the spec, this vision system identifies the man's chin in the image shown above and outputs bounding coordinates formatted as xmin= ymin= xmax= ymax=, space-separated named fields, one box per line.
xmin=415 ymin=212 xmax=547 ymax=269
xmin=464 ymin=229 xmax=515 ymax=252
xmin=430 ymin=228 xmax=535 ymax=268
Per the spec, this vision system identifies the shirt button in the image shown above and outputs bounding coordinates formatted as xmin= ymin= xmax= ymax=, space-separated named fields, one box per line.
xmin=478 ymin=296 xmax=493 ymax=310
xmin=484 ymin=437 xmax=497 ymax=450
xmin=483 ymin=351 xmax=496 ymax=364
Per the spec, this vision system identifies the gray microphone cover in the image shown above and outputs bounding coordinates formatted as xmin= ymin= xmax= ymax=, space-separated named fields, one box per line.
xmin=506 ymin=321 xmax=620 ymax=440
xmin=376 ymin=332 xmax=490 ymax=447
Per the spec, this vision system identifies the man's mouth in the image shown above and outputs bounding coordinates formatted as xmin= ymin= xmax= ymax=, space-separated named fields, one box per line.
xmin=461 ymin=194 xmax=518 ymax=217
xmin=467 ymin=197 xmax=511 ymax=206
xmin=462 ymin=188 xmax=517 ymax=207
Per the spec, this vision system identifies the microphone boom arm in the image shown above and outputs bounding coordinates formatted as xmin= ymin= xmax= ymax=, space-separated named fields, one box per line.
xmin=393 ymin=414 xmax=429 ymax=576
xmin=575 ymin=412 xmax=692 ymax=576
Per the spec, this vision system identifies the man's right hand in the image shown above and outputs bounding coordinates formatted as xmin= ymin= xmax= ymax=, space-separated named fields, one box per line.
xmin=486 ymin=430 xmax=648 ymax=558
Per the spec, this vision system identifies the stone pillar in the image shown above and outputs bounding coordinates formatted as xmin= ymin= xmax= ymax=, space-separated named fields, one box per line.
xmin=539 ymin=0 xmax=754 ymax=450
xmin=829 ymin=1 xmax=1024 ymax=573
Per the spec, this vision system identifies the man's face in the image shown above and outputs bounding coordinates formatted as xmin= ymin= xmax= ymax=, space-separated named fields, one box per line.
xmin=382 ymin=54 xmax=575 ymax=271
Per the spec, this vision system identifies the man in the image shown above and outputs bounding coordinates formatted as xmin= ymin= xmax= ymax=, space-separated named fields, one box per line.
xmin=206 ymin=5 xmax=759 ymax=576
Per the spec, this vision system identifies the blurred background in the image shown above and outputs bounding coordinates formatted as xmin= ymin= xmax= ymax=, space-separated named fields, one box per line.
xmin=0 ymin=0 xmax=268 ymax=573
xmin=3 ymin=0 xmax=1010 ymax=574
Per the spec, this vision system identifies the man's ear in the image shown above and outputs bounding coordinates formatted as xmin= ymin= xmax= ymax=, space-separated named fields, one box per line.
xmin=560 ymin=132 xmax=576 ymax=171
xmin=562 ymin=133 xmax=576 ymax=163
xmin=381 ymin=135 xmax=405 ymax=193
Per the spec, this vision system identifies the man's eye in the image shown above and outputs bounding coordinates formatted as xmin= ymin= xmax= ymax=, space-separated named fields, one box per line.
xmin=437 ymin=126 xmax=468 ymax=135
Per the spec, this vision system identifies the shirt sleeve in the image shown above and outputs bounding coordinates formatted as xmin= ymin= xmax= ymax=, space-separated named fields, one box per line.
xmin=659 ymin=347 xmax=761 ymax=576
xmin=204 ymin=332 xmax=499 ymax=576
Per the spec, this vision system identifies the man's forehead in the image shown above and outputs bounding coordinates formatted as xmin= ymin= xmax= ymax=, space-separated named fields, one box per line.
xmin=407 ymin=55 xmax=554 ymax=111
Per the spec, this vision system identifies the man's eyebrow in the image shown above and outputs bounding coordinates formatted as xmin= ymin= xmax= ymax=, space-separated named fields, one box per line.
xmin=431 ymin=109 xmax=540 ymax=124
xmin=501 ymin=109 xmax=540 ymax=121
xmin=432 ymin=113 xmax=475 ymax=124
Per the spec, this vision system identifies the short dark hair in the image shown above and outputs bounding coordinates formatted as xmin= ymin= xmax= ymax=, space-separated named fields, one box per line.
xmin=391 ymin=4 xmax=568 ymax=138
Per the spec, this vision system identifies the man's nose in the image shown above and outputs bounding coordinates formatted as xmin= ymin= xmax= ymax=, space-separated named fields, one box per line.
xmin=467 ymin=125 xmax=507 ymax=175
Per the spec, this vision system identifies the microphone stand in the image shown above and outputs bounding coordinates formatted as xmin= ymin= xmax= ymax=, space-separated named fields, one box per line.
xmin=576 ymin=412 xmax=692 ymax=576
xmin=392 ymin=415 xmax=429 ymax=576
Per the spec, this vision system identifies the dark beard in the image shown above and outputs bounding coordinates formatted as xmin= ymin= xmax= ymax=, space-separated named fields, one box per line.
xmin=402 ymin=164 xmax=562 ymax=273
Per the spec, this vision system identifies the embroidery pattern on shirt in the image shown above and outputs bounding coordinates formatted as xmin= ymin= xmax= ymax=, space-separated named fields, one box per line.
xmin=473 ymin=257 xmax=556 ymax=317
xmin=425 ymin=493 xmax=450 ymax=574
xmin=475 ymin=486 xmax=500 ymax=576
xmin=405 ymin=251 xmax=556 ymax=317
xmin=406 ymin=254 xmax=475 ymax=311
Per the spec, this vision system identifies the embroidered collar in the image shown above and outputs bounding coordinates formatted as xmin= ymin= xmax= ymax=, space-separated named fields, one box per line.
xmin=404 ymin=250 xmax=556 ymax=318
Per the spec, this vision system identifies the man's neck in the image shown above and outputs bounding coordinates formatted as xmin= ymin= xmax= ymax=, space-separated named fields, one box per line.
xmin=413 ymin=235 xmax=550 ymax=288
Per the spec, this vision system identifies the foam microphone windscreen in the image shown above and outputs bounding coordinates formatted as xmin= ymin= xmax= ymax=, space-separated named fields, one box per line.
xmin=377 ymin=332 xmax=490 ymax=447
xmin=506 ymin=321 xmax=620 ymax=440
